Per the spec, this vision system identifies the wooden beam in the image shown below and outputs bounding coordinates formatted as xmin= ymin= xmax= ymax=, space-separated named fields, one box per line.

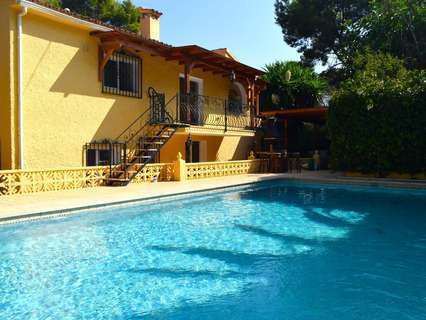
xmin=184 ymin=61 xmax=195 ymax=94
xmin=259 ymin=107 xmax=328 ymax=121
xmin=98 ymin=42 xmax=121 ymax=81
xmin=284 ymin=119 xmax=288 ymax=149
xmin=202 ymin=57 xmax=226 ymax=64
xmin=255 ymin=89 xmax=260 ymax=116
xmin=165 ymin=53 xmax=183 ymax=61
xmin=114 ymin=39 xmax=160 ymax=56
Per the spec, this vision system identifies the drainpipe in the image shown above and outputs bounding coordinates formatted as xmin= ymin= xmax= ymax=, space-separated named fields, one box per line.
xmin=17 ymin=2 xmax=28 ymax=169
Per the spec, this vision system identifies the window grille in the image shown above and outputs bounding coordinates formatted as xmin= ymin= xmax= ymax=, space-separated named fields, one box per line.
xmin=102 ymin=51 xmax=142 ymax=98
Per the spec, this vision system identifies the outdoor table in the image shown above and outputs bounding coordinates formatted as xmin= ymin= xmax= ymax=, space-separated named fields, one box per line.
xmin=257 ymin=152 xmax=287 ymax=173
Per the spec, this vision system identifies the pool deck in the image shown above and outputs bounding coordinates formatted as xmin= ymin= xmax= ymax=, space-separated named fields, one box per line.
xmin=1 ymin=171 xmax=425 ymax=223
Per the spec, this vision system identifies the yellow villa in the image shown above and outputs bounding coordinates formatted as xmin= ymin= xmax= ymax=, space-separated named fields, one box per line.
xmin=0 ymin=0 xmax=265 ymax=186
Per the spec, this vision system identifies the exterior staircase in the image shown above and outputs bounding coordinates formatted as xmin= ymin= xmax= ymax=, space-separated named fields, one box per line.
xmin=105 ymin=88 xmax=186 ymax=186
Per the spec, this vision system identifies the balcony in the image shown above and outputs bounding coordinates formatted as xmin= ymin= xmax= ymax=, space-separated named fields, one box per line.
xmin=150 ymin=90 xmax=260 ymax=132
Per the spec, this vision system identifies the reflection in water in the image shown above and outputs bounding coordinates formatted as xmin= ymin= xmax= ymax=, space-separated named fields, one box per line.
xmin=0 ymin=182 xmax=425 ymax=319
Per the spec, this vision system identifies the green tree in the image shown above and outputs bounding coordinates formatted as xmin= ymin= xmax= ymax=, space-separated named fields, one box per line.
xmin=47 ymin=0 xmax=141 ymax=33
xmin=262 ymin=61 xmax=327 ymax=108
xmin=275 ymin=0 xmax=426 ymax=75
xmin=101 ymin=0 xmax=140 ymax=32
xmin=274 ymin=0 xmax=370 ymax=68
xmin=60 ymin=0 xmax=110 ymax=17
xmin=361 ymin=0 xmax=426 ymax=70
xmin=41 ymin=0 xmax=62 ymax=7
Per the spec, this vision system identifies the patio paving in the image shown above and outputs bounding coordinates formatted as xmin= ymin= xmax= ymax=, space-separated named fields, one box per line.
xmin=0 ymin=171 xmax=425 ymax=223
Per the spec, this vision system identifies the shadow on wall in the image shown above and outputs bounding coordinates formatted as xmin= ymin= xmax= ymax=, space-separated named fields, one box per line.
xmin=216 ymin=136 xmax=254 ymax=161
xmin=49 ymin=48 xmax=100 ymax=98
xmin=24 ymin=18 xmax=101 ymax=98
xmin=46 ymin=47 xmax=151 ymax=142
xmin=233 ymin=136 xmax=254 ymax=160
xmin=24 ymin=20 xmax=146 ymax=136
xmin=24 ymin=42 xmax=52 ymax=94
xmin=158 ymin=135 xmax=254 ymax=163
xmin=21 ymin=22 xmax=148 ymax=167
xmin=47 ymin=48 xmax=146 ymax=151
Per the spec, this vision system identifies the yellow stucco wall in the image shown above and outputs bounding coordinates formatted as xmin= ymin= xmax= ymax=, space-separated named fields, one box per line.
xmin=0 ymin=1 xmax=17 ymax=170
xmin=160 ymin=134 xmax=254 ymax=163
xmin=22 ymin=13 xmax=141 ymax=168
xmin=4 ymin=7 xmax=251 ymax=169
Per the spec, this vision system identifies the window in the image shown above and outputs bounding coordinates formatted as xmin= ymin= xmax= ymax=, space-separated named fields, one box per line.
xmin=86 ymin=147 xmax=121 ymax=166
xmin=103 ymin=51 xmax=142 ymax=98
xmin=86 ymin=149 xmax=111 ymax=166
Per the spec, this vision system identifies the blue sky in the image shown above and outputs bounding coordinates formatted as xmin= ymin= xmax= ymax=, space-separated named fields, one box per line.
xmin=136 ymin=0 xmax=300 ymax=69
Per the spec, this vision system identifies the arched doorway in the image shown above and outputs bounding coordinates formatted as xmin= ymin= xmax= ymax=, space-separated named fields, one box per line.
xmin=228 ymin=82 xmax=247 ymax=114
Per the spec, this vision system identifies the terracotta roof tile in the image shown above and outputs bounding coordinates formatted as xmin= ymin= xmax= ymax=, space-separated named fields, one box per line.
xmin=139 ymin=7 xmax=163 ymax=19
xmin=25 ymin=0 xmax=263 ymax=76
xmin=26 ymin=0 xmax=172 ymax=48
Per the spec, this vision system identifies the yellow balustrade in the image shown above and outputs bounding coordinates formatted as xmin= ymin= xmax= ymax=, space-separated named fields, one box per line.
xmin=186 ymin=159 xmax=267 ymax=180
xmin=0 ymin=159 xmax=267 ymax=196
xmin=131 ymin=163 xmax=174 ymax=183
xmin=0 ymin=163 xmax=173 ymax=196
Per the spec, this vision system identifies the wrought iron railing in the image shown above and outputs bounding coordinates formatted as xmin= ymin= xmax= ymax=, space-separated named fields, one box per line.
xmin=174 ymin=93 xmax=257 ymax=130
xmin=84 ymin=88 xmax=261 ymax=181
xmin=85 ymin=88 xmax=175 ymax=179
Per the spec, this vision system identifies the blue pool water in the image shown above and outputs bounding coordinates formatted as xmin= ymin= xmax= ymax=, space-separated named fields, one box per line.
xmin=1 ymin=181 xmax=426 ymax=319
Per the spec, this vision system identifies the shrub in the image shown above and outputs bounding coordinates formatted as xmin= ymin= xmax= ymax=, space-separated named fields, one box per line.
xmin=328 ymin=53 xmax=426 ymax=175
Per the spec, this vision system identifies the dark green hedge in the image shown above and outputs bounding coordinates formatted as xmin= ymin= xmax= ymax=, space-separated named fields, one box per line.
xmin=327 ymin=53 xmax=426 ymax=175
xmin=328 ymin=90 xmax=426 ymax=175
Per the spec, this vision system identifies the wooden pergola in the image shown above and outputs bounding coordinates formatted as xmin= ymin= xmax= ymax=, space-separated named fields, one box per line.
xmin=260 ymin=107 xmax=328 ymax=150
xmin=91 ymin=30 xmax=266 ymax=121
xmin=260 ymin=107 xmax=328 ymax=122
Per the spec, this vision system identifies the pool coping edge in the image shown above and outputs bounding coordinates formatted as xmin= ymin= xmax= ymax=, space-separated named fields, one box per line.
xmin=1 ymin=174 xmax=425 ymax=225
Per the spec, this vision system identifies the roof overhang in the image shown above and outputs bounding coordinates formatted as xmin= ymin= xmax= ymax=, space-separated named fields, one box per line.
xmin=168 ymin=45 xmax=264 ymax=78
xmin=91 ymin=31 xmax=264 ymax=79
xmin=18 ymin=1 xmax=266 ymax=82
xmin=260 ymin=107 xmax=328 ymax=122
xmin=91 ymin=30 xmax=172 ymax=55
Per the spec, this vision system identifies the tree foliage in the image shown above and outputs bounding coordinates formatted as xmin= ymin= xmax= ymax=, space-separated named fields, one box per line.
xmin=328 ymin=53 xmax=426 ymax=175
xmin=275 ymin=0 xmax=426 ymax=74
xmin=42 ymin=0 xmax=140 ymax=33
xmin=41 ymin=0 xmax=62 ymax=7
xmin=262 ymin=61 xmax=327 ymax=108
xmin=362 ymin=0 xmax=426 ymax=70
xmin=275 ymin=0 xmax=370 ymax=68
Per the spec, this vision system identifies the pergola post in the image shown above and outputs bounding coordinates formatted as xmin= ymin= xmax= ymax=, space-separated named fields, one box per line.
xmin=183 ymin=61 xmax=194 ymax=94
xmin=255 ymin=86 xmax=260 ymax=116
xmin=284 ymin=119 xmax=289 ymax=150
xmin=183 ymin=61 xmax=194 ymax=122
xmin=246 ymin=78 xmax=256 ymax=128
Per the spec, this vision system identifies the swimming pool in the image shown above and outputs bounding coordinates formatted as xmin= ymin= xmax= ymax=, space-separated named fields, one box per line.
xmin=1 ymin=181 xmax=425 ymax=319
